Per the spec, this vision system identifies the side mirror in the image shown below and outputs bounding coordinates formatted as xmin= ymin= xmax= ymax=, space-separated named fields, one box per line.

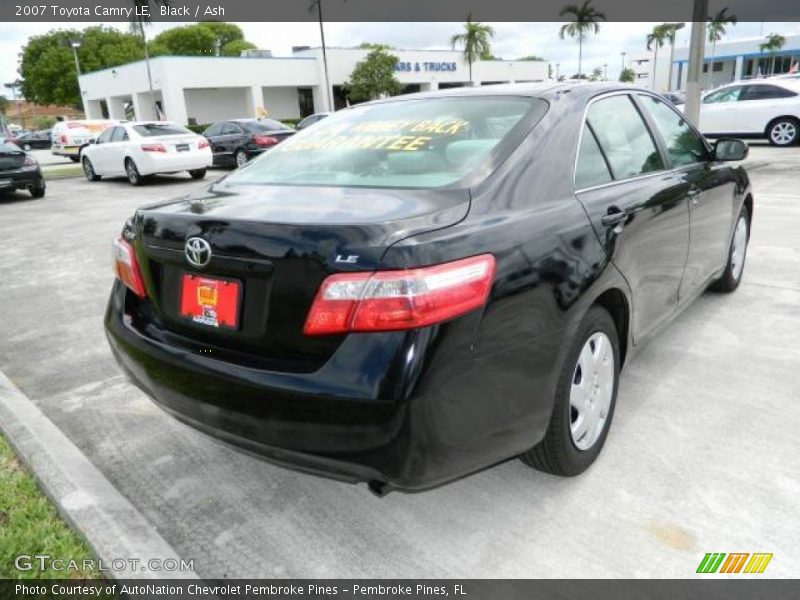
xmin=714 ymin=138 xmax=748 ymax=161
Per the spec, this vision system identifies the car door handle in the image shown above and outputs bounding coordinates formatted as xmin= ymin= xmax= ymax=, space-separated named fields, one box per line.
xmin=687 ymin=187 xmax=702 ymax=204
xmin=600 ymin=209 xmax=627 ymax=227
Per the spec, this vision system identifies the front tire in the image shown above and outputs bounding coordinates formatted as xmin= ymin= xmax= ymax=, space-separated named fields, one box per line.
xmin=82 ymin=157 xmax=101 ymax=181
xmin=521 ymin=306 xmax=620 ymax=476
xmin=125 ymin=158 xmax=143 ymax=186
xmin=711 ymin=205 xmax=749 ymax=293
xmin=767 ymin=118 xmax=799 ymax=147
xmin=189 ymin=168 xmax=206 ymax=180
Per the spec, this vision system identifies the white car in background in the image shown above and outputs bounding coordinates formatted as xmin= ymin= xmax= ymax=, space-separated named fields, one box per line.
xmin=81 ymin=121 xmax=212 ymax=185
xmin=698 ymin=79 xmax=800 ymax=146
xmin=51 ymin=119 xmax=117 ymax=162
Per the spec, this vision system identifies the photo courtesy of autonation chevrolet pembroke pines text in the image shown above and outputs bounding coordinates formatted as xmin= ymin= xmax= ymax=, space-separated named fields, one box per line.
xmin=0 ymin=0 xmax=798 ymax=598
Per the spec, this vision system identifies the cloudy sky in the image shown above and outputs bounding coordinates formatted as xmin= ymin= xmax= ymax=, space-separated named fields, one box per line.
xmin=3 ymin=21 xmax=799 ymax=95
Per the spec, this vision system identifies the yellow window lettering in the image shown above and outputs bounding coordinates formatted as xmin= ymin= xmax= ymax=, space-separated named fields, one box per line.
xmin=403 ymin=136 xmax=432 ymax=151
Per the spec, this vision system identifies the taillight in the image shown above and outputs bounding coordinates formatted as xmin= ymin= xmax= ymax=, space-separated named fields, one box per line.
xmin=23 ymin=156 xmax=37 ymax=166
xmin=198 ymin=139 xmax=210 ymax=149
xmin=141 ymin=143 xmax=166 ymax=152
xmin=303 ymin=254 xmax=495 ymax=336
xmin=60 ymin=135 xmax=67 ymax=143
xmin=112 ymin=238 xmax=146 ymax=298
xmin=252 ymin=134 xmax=278 ymax=147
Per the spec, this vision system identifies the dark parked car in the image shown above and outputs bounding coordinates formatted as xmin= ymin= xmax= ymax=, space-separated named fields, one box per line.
xmin=106 ymin=83 xmax=752 ymax=493
xmin=10 ymin=129 xmax=52 ymax=150
xmin=202 ymin=118 xmax=294 ymax=168
xmin=0 ymin=141 xmax=45 ymax=198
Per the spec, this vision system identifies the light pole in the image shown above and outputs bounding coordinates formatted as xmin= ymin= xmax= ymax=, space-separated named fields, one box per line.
xmin=309 ymin=0 xmax=334 ymax=112
xmin=555 ymin=63 xmax=560 ymax=80
xmin=70 ymin=40 xmax=87 ymax=116
xmin=620 ymin=52 xmax=627 ymax=72
xmin=685 ymin=0 xmax=708 ymax=127
xmin=3 ymin=81 xmax=24 ymax=130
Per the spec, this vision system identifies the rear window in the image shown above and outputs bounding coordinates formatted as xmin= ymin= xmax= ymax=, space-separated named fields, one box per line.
xmin=226 ymin=96 xmax=546 ymax=189
xmin=132 ymin=123 xmax=192 ymax=137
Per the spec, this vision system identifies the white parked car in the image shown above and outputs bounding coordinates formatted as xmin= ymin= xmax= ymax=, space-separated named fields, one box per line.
xmin=81 ymin=121 xmax=212 ymax=185
xmin=698 ymin=79 xmax=800 ymax=146
xmin=51 ymin=119 xmax=117 ymax=162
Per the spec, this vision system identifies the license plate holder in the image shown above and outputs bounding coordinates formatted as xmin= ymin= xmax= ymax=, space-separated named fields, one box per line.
xmin=179 ymin=273 xmax=241 ymax=330
xmin=175 ymin=143 xmax=190 ymax=152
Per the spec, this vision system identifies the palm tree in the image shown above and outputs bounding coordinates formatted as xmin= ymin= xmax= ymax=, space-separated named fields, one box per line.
xmin=558 ymin=0 xmax=606 ymax=78
xmin=759 ymin=33 xmax=786 ymax=76
xmin=706 ymin=8 xmax=737 ymax=88
xmin=450 ymin=14 xmax=495 ymax=85
xmin=662 ymin=24 xmax=683 ymax=92
xmin=646 ymin=25 xmax=669 ymax=91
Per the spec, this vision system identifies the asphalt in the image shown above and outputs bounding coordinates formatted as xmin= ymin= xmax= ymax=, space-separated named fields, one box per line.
xmin=0 ymin=149 xmax=798 ymax=578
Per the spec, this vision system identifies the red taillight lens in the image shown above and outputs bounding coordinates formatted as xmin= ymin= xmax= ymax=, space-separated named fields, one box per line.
xmin=112 ymin=238 xmax=146 ymax=298
xmin=23 ymin=156 xmax=37 ymax=166
xmin=253 ymin=134 xmax=278 ymax=147
xmin=198 ymin=139 xmax=210 ymax=149
xmin=140 ymin=143 xmax=166 ymax=152
xmin=303 ymin=254 xmax=495 ymax=336
xmin=60 ymin=134 xmax=67 ymax=143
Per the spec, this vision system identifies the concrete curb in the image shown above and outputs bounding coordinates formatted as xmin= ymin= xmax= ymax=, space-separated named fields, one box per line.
xmin=0 ymin=369 xmax=198 ymax=580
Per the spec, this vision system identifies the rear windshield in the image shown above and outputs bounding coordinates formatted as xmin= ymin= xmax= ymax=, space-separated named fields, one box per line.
xmin=226 ymin=96 xmax=546 ymax=189
xmin=242 ymin=119 xmax=291 ymax=132
xmin=133 ymin=123 xmax=192 ymax=137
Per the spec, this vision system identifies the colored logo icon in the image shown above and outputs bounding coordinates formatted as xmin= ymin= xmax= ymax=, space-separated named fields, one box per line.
xmin=697 ymin=553 xmax=773 ymax=574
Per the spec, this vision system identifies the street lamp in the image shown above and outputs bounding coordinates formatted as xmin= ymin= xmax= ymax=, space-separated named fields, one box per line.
xmin=555 ymin=63 xmax=560 ymax=80
xmin=69 ymin=40 xmax=86 ymax=116
xmin=3 ymin=81 xmax=24 ymax=130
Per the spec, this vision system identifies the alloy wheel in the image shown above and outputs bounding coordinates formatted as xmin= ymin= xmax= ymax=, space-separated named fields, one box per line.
xmin=83 ymin=160 xmax=95 ymax=180
xmin=570 ymin=331 xmax=615 ymax=451
xmin=235 ymin=150 xmax=247 ymax=168
xmin=127 ymin=161 xmax=139 ymax=184
xmin=730 ymin=214 xmax=748 ymax=282
xmin=770 ymin=121 xmax=797 ymax=146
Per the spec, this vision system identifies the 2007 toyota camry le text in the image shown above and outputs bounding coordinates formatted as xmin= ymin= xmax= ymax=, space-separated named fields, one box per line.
xmin=105 ymin=83 xmax=753 ymax=494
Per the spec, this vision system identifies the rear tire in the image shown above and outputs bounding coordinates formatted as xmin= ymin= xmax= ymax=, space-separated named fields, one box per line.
xmin=767 ymin=118 xmax=799 ymax=147
xmin=711 ymin=205 xmax=750 ymax=293
xmin=521 ymin=306 xmax=620 ymax=476
xmin=82 ymin=157 xmax=101 ymax=181
xmin=189 ymin=169 xmax=206 ymax=180
xmin=125 ymin=158 xmax=143 ymax=186
xmin=234 ymin=149 xmax=248 ymax=168
xmin=29 ymin=182 xmax=46 ymax=198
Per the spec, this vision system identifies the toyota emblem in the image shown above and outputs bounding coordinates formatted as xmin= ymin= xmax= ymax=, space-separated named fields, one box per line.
xmin=185 ymin=237 xmax=212 ymax=268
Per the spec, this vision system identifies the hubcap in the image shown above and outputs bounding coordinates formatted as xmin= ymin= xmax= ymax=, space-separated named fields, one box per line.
xmin=771 ymin=122 xmax=796 ymax=145
xmin=730 ymin=215 xmax=748 ymax=281
xmin=84 ymin=161 xmax=93 ymax=178
xmin=570 ymin=332 xmax=615 ymax=451
xmin=236 ymin=152 xmax=247 ymax=167
xmin=127 ymin=164 xmax=137 ymax=182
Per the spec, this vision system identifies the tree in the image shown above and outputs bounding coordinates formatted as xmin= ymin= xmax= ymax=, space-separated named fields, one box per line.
xmin=518 ymin=55 xmax=546 ymax=61
xmin=559 ymin=0 xmax=606 ymax=78
xmin=0 ymin=95 xmax=8 ymax=115
xmin=759 ymin=33 xmax=786 ymax=76
xmin=450 ymin=14 xmax=495 ymax=84
xmin=662 ymin=24 xmax=683 ymax=92
xmin=619 ymin=67 xmax=635 ymax=83
xmin=148 ymin=22 xmax=253 ymax=57
xmin=706 ymin=8 xmax=737 ymax=87
xmin=589 ymin=66 xmax=603 ymax=81
xmin=646 ymin=24 xmax=669 ymax=91
xmin=19 ymin=27 xmax=144 ymax=107
xmin=345 ymin=48 xmax=403 ymax=102
xmin=358 ymin=43 xmax=394 ymax=50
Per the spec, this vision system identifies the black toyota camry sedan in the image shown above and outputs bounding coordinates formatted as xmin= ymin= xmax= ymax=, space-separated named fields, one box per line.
xmin=105 ymin=83 xmax=752 ymax=493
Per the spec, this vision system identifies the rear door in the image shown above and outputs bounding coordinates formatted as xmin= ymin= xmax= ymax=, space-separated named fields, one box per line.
xmin=89 ymin=127 xmax=115 ymax=173
xmin=636 ymin=93 xmax=735 ymax=298
xmin=737 ymin=84 xmax=800 ymax=134
xmin=574 ymin=93 xmax=690 ymax=339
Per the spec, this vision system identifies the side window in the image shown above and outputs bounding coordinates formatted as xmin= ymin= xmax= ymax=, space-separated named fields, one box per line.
xmin=639 ymin=95 xmax=708 ymax=167
xmin=587 ymin=95 xmax=664 ymax=180
xmin=111 ymin=127 xmax=128 ymax=142
xmin=575 ymin=124 xmax=613 ymax=189
xmin=741 ymin=85 xmax=797 ymax=101
xmin=703 ymin=86 xmax=743 ymax=104
xmin=222 ymin=123 xmax=242 ymax=135
xmin=96 ymin=128 xmax=113 ymax=144
xmin=204 ymin=123 xmax=222 ymax=137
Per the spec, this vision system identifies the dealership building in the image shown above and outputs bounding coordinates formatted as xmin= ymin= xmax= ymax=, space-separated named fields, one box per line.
xmin=78 ymin=47 xmax=549 ymax=125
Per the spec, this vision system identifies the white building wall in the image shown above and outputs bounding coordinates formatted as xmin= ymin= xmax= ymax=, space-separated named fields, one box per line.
xmin=261 ymin=87 xmax=302 ymax=120
xmin=184 ymin=88 xmax=251 ymax=123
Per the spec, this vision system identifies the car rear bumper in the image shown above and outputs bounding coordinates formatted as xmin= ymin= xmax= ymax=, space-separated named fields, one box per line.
xmin=135 ymin=151 xmax=213 ymax=175
xmin=0 ymin=167 xmax=43 ymax=190
xmin=104 ymin=282 xmax=554 ymax=491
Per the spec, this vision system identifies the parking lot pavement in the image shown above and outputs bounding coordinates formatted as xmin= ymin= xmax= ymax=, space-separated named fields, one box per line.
xmin=30 ymin=148 xmax=75 ymax=167
xmin=1 ymin=151 xmax=798 ymax=578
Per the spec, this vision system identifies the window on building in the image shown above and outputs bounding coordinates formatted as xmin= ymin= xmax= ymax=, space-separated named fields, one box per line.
xmin=702 ymin=61 xmax=724 ymax=73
